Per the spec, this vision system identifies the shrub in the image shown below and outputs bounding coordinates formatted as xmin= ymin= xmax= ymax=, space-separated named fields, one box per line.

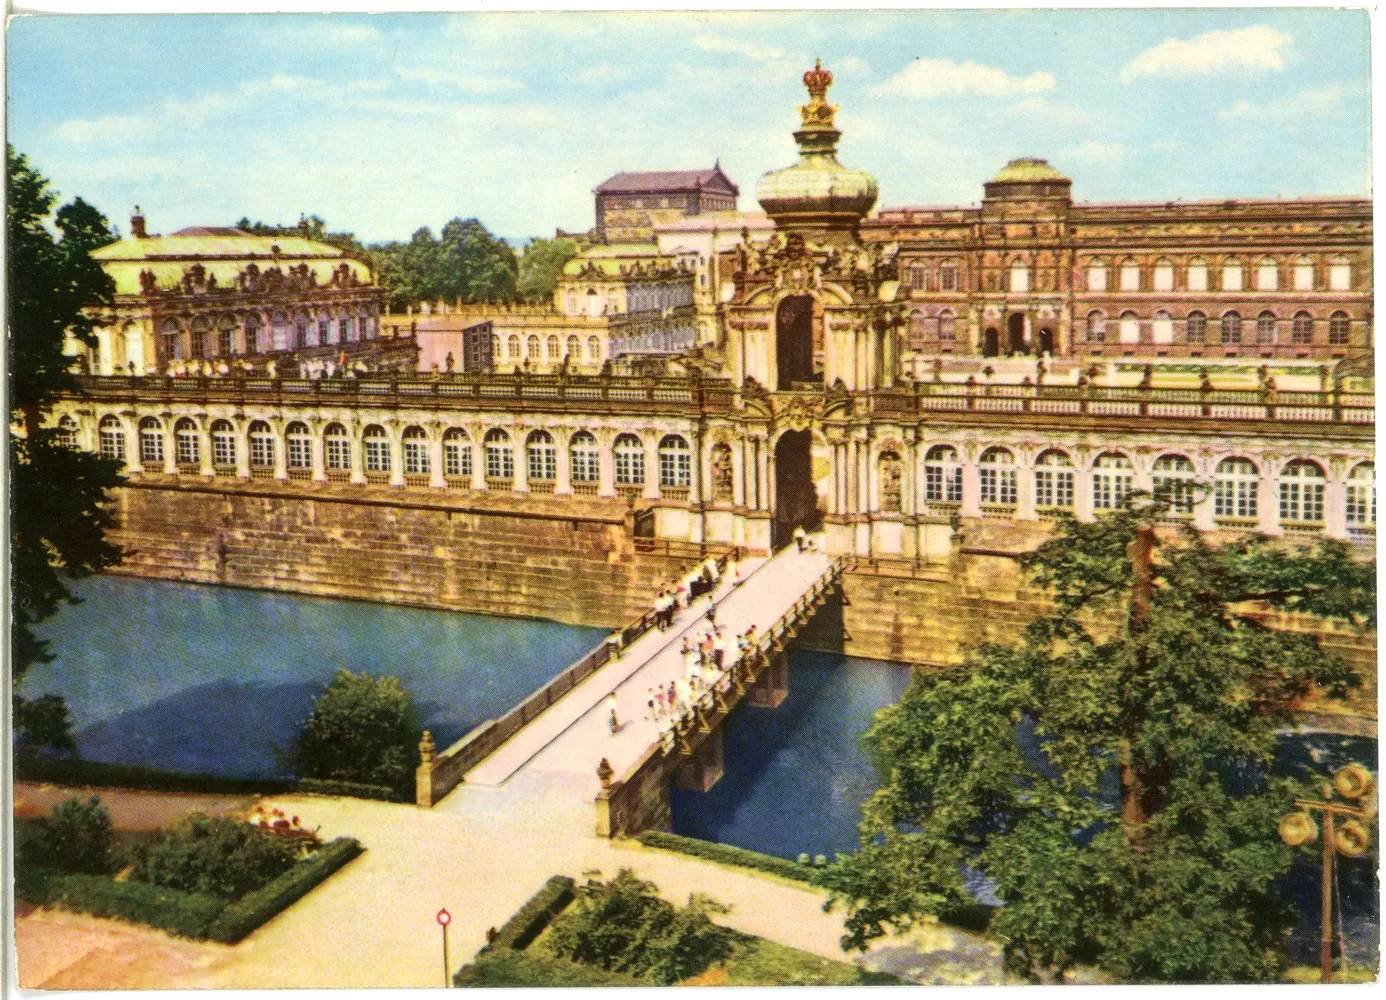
xmin=637 ymin=831 xmax=815 ymax=883
xmin=204 ymin=837 xmax=362 ymax=943
xmin=128 ymin=813 xmax=304 ymax=899
xmin=17 ymin=796 xmax=115 ymax=875
xmin=296 ymin=777 xmax=406 ymax=803
xmin=283 ymin=669 xmax=421 ymax=794
xmin=481 ymin=875 xmax=575 ymax=954
xmin=15 ymin=866 xmax=227 ymax=939
xmin=547 ymin=869 xmax=734 ymax=985
xmin=455 ymin=950 xmax=645 ymax=987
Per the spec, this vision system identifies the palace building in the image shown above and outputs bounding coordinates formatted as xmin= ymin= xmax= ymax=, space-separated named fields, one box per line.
xmin=593 ymin=165 xmax=739 ymax=243
xmin=49 ymin=61 xmax=1374 ymax=660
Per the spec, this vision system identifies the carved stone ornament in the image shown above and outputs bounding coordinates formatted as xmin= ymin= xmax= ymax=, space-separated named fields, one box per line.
xmin=775 ymin=393 xmax=821 ymax=432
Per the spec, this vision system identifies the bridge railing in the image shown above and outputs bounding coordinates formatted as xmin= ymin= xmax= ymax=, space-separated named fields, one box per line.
xmin=415 ymin=545 xmax=741 ymax=807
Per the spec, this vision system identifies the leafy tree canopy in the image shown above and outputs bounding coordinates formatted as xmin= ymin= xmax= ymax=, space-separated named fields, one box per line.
xmin=233 ymin=214 xmax=367 ymax=258
xmin=368 ymin=217 xmax=518 ymax=311
xmin=517 ymin=237 xmax=577 ymax=303
xmin=819 ymin=497 xmax=1372 ymax=983
xmin=284 ymin=668 xmax=421 ymax=793
xmin=8 ymin=148 xmax=125 ymax=739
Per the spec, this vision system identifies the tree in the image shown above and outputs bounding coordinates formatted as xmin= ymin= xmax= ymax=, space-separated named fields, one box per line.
xmin=8 ymin=147 xmax=125 ymax=750
xmin=437 ymin=217 xmax=518 ymax=302
xmin=234 ymin=214 xmax=367 ymax=258
xmin=285 ymin=668 xmax=422 ymax=794
xmin=517 ymin=237 xmax=577 ymax=303
xmin=819 ymin=496 xmax=1372 ymax=983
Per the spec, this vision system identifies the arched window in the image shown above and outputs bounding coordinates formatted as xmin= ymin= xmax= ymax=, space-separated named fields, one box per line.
xmin=190 ymin=317 xmax=210 ymax=361
xmin=55 ymin=415 xmax=79 ymax=449
xmin=253 ymin=420 xmax=281 ymax=470
xmin=484 ymin=429 xmax=514 ymax=481
xmin=566 ymin=335 xmax=579 ymax=360
xmin=1186 ymin=310 xmax=1207 ymax=344
xmin=99 ymin=415 xmax=125 ymax=461
xmin=527 ymin=430 xmax=556 ymax=482
xmin=1120 ymin=257 xmax=1140 ymax=291
xmin=878 ymin=451 xmax=903 ymax=513
xmin=1092 ymin=452 xmax=1133 ymax=511
xmin=1221 ymin=258 xmax=1243 ymax=292
xmin=1257 ymin=256 xmax=1278 ymax=291
xmin=1220 ymin=311 xmax=1241 ymax=346
xmin=271 ymin=311 xmax=289 ymax=352
xmin=659 ymin=434 xmax=691 ymax=489
xmin=1256 ymin=311 xmax=1277 ymax=345
xmin=362 ymin=425 xmax=390 ymax=474
xmin=1153 ymin=257 xmax=1174 ymax=292
xmin=546 ymin=335 xmax=560 ymax=360
xmin=1008 ymin=259 xmax=1030 ymax=293
xmin=570 ymin=432 xmax=599 ymax=483
xmin=161 ymin=319 xmax=183 ymax=362
xmin=324 ymin=423 xmax=351 ymax=472
xmin=210 ymin=419 xmax=236 ymax=469
xmin=443 ymin=428 xmax=472 ymax=480
xmin=909 ymin=310 xmax=928 ymax=345
xmin=217 ymin=315 xmax=236 ymax=356
xmin=979 ymin=447 xmax=1017 ymax=507
xmin=1294 ymin=256 xmax=1315 ymax=291
xmin=1214 ymin=457 xmax=1259 ymax=521
xmin=1152 ymin=454 xmax=1196 ymax=514
xmin=294 ymin=314 xmax=310 ymax=349
xmin=243 ymin=314 xmax=261 ymax=355
xmin=1346 ymin=462 xmax=1375 ymax=529
xmin=1279 ymin=460 xmax=1325 ymax=524
xmin=1086 ymin=310 xmax=1106 ymax=344
xmin=923 ymin=445 xmax=962 ymax=504
xmin=1187 ymin=258 xmax=1208 ymax=292
xmin=176 ymin=418 xmax=202 ymax=466
xmin=1152 ymin=310 xmax=1173 ymax=345
xmin=1087 ymin=258 xmax=1107 ymax=292
xmin=526 ymin=335 xmax=540 ymax=360
xmin=1119 ymin=310 xmax=1140 ymax=344
xmin=1034 ymin=449 xmax=1074 ymax=510
xmin=138 ymin=417 xmax=165 ymax=465
xmin=586 ymin=288 xmax=601 ymax=318
xmin=939 ymin=259 xmax=958 ymax=291
xmin=342 ymin=315 xmax=356 ymax=342
xmin=507 ymin=335 xmax=520 ymax=359
xmin=938 ymin=310 xmax=956 ymax=345
xmin=1292 ymin=311 xmax=1314 ymax=345
xmin=1329 ymin=311 xmax=1351 ymax=345
xmin=1329 ymin=256 xmax=1351 ymax=291
xmin=403 ymin=426 xmax=430 ymax=476
xmin=587 ymin=336 xmax=601 ymax=363
xmin=614 ymin=433 xmax=645 ymax=486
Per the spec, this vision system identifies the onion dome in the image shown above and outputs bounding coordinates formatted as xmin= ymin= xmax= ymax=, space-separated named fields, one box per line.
xmin=983 ymin=157 xmax=1072 ymax=202
xmin=756 ymin=60 xmax=878 ymax=233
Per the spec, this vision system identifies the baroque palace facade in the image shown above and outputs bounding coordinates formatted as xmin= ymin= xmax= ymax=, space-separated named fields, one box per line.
xmin=52 ymin=62 xmax=1374 ymax=573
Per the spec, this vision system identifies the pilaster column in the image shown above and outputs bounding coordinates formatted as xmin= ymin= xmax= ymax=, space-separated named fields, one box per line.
xmin=198 ymin=419 xmax=214 ymax=478
xmin=555 ymin=427 xmax=573 ymax=495
xmin=235 ymin=419 xmax=251 ymax=479
xmin=855 ymin=433 xmax=869 ymax=514
xmin=598 ymin=431 xmax=615 ymax=497
xmin=732 ymin=437 xmax=746 ymax=507
xmin=348 ymin=425 xmax=366 ymax=485
xmin=123 ymin=415 xmax=143 ymax=474
xmin=428 ymin=427 xmax=446 ymax=489
xmin=960 ymin=450 xmax=982 ymax=518
xmin=470 ymin=427 xmax=487 ymax=491
xmin=514 ymin=429 xmax=529 ymax=494
xmin=311 ymin=423 xmax=326 ymax=483
xmin=161 ymin=419 xmax=177 ymax=475
xmin=1073 ymin=456 xmax=1094 ymax=522
xmin=388 ymin=424 xmax=405 ymax=488
xmin=1324 ymin=466 xmax=1348 ymax=540
xmin=1017 ymin=451 xmax=1037 ymax=521
xmin=755 ymin=437 xmax=769 ymax=511
xmin=643 ymin=435 xmax=660 ymax=501
xmin=1257 ymin=460 xmax=1278 ymax=534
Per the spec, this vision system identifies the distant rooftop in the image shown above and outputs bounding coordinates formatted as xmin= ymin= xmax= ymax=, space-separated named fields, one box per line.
xmin=170 ymin=226 xmax=253 ymax=237
xmin=595 ymin=166 xmax=739 ymax=196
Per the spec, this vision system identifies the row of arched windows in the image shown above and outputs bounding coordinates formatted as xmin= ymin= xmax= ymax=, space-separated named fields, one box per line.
xmin=92 ymin=416 xmax=694 ymax=490
xmin=158 ymin=310 xmax=377 ymax=361
xmin=499 ymin=334 xmax=602 ymax=364
xmin=1085 ymin=255 xmax=1354 ymax=294
xmin=1085 ymin=309 xmax=1352 ymax=346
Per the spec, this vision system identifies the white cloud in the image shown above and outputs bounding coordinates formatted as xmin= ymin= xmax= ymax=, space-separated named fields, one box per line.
xmin=396 ymin=67 xmax=524 ymax=95
xmin=1120 ymin=26 xmax=1294 ymax=84
xmin=873 ymin=58 xmax=1054 ymax=99
xmin=1004 ymin=96 xmax=1094 ymax=127
xmin=49 ymin=113 xmax=158 ymax=144
xmin=323 ymin=24 xmax=379 ymax=44
xmin=691 ymin=34 xmax=785 ymax=63
xmin=1061 ymin=140 xmax=1124 ymax=165
xmin=833 ymin=56 xmax=870 ymax=77
xmin=1218 ymin=82 xmax=1350 ymax=122
xmin=576 ymin=62 xmax=632 ymax=87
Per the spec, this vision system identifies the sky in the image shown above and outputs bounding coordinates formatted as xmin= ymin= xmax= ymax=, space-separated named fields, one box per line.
xmin=5 ymin=8 xmax=1373 ymax=245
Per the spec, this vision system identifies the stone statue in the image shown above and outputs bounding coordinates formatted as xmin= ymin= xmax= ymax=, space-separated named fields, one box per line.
xmin=711 ymin=445 xmax=734 ymax=503
xmin=880 ymin=452 xmax=903 ymax=513
xmin=445 ymin=352 xmax=455 ymax=373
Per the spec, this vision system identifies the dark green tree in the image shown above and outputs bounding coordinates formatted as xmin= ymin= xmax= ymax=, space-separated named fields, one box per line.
xmin=437 ymin=217 xmax=518 ymax=302
xmin=517 ymin=236 xmax=577 ymax=303
xmin=285 ymin=668 xmax=422 ymax=794
xmin=8 ymin=147 xmax=125 ymax=750
xmin=819 ymin=497 xmax=1372 ymax=983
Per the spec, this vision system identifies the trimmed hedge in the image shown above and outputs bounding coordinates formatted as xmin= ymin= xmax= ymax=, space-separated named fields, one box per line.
xmin=637 ymin=831 xmax=815 ymax=884
xmin=454 ymin=949 xmax=644 ymax=987
xmin=15 ymin=865 xmax=227 ymax=939
xmin=204 ymin=837 xmax=363 ymax=943
xmin=296 ymin=778 xmax=407 ymax=803
xmin=481 ymin=875 xmax=576 ymax=955
xmin=14 ymin=757 xmax=294 ymax=796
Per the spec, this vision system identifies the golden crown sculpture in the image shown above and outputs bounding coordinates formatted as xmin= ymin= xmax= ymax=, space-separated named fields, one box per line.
xmin=799 ymin=58 xmax=838 ymax=129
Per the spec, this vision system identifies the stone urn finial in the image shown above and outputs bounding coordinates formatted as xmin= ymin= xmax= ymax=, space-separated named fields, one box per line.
xmin=419 ymin=730 xmax=436 ymax=765
xmin=597 ymin=757 xmax=614 ymax=789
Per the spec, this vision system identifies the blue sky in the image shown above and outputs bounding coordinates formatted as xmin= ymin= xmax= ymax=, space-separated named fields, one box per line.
xmin=5 ymin=8 xmax=1372 ymax=243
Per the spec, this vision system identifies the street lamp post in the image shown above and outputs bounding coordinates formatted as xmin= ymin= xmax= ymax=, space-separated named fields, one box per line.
xmin=1277 ymin=762 xmax=1375 ymax=983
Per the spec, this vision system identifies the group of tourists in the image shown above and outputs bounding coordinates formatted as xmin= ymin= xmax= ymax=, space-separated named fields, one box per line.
xmin=651 ymin=555 xmax=726 ymax=630
xmin=640 ymin=620 xmax=760 ymax=724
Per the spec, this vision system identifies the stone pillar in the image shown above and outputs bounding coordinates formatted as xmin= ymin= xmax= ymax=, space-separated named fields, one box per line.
xmin=732 ymin=437 xmax=746 ymax=507
xmin=1257 ymin=460 xmax=1279 ymax=535
xmin=555 ymin=426 xmax=573 ymax=495
xmin=311 ymin=423 xmax=326 ymax=483
xmin=348 ymin=424 xmax=366 ymax=486
xmin=388 ymin=425 xmax=405 ymax=488
xmin=513 ymin=430 xmax=530 ymax=494
xmin=598 ymin=431 xmax=616 ymax=498
xmin=428 ymin=428 xmax=446 ymax=489
xmin=235 ymin=420 xmax=251 ymax=479
xmin=1324 ymin=465 xmax=1348 ymax=540
xmin=960 ymin=450 xmax=982 ymax=518
xmin=902 ymin=430 xmax=918 ymax=517
xmin=1017 ymin=451 xmax=1037 ymax=521
xmin=1073 ymin=455 xmax=1095 ymax=522
xmin=198 ymin=420 xmax=215 ymax=478
xmin=162 ymin=420 xmax=177 ymax=476
xmin=676 ymin=728 xmax=724 ymax=793
xmin=470 ymin=429 xmax=487 ymax=491
xmin=756 ymin=437 xmax=769 ymax=512
xmin=748 ymin=650 xmax=789 ymax=708
xmin=856 ymin=434 xmax=870 ymax=514
xmin=123 ymin=414 xmax=143 ymax=474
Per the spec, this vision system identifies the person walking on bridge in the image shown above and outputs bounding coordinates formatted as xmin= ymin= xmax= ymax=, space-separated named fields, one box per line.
xmin=793 ymin=525 xmax=807 ymax=551
xmin=606 ymin=692 xmax=620 ymax=735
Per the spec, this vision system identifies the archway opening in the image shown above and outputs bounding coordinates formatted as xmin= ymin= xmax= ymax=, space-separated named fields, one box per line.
xmin=982 ymin=328 xmax=999 ymax=358
xmin=1038 ymin=327 xmax=1055 ymax=356
xmin=1007 ymin=314 xmax=1026 ymax=355
xmin=776 ymin=295 xmax=816 ymax=388
xmin=773 ymin=429 xmax=816 ymax=549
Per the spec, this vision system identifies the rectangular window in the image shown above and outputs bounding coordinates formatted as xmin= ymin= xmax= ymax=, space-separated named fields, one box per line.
xmin=141 ymin=431 xmax=164 ymax=465
xmin=529 ymin=447 xmax=556 ymax=482
xmin=444 ymin=443 xmax=470 ymax=478
xmin=1035 ymin=470 xmax=1074 ymax=509
xmin=660 ymin=451 xmax=691 ymax=488
xmin=364 ymin=439 xmax=390 ymax=473
xmin=219 ymin=329 xmax=234 ymax=356
xmin=1280 ymin=482 xmax=1324 ymax=523
xmin=572 ymin=450 xmax=599 ymax=482
xmin=326 ymin=438 xmax=351 ymax=471
xmin=940 ymin=266 xmax=958 ymax=292
xmin=979 ymin=468 xmax=1017 ymax=506
xmin=212 ymin=435 xmax=235 ymax=468
xmin=100 ymin=428 xmax=125 ymax=461
xmin=486 ymin=446 xmax=514 ymax=480
xmin=245 ymin=327 xmax=259 ymax=354
xmin=1215 ymin=479 xmax=1258 ymax=520
xmin=404 ymin=442 xmax=429 ymax=476
xmin=1346 ymin=485 xmax=1375 ymax=526
xmin=257 ymin=436 xmax=281 ymax=469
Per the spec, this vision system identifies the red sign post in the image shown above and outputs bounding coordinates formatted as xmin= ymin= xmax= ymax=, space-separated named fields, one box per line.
xmin=436 ymin=908 xmax=452 ymax=987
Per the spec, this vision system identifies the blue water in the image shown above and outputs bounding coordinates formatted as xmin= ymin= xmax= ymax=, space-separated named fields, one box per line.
xmin=672 ymin=650 xmax=1379 ymax=968
xmin=22 ymin=576 xmax=608 ymax=779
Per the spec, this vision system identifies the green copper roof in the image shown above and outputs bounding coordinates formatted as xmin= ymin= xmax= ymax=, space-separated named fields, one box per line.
xmin=92 ymin=233 xmax=351 ymax=261
xmin=989 ymin=158 xmax=1070 ymax=184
